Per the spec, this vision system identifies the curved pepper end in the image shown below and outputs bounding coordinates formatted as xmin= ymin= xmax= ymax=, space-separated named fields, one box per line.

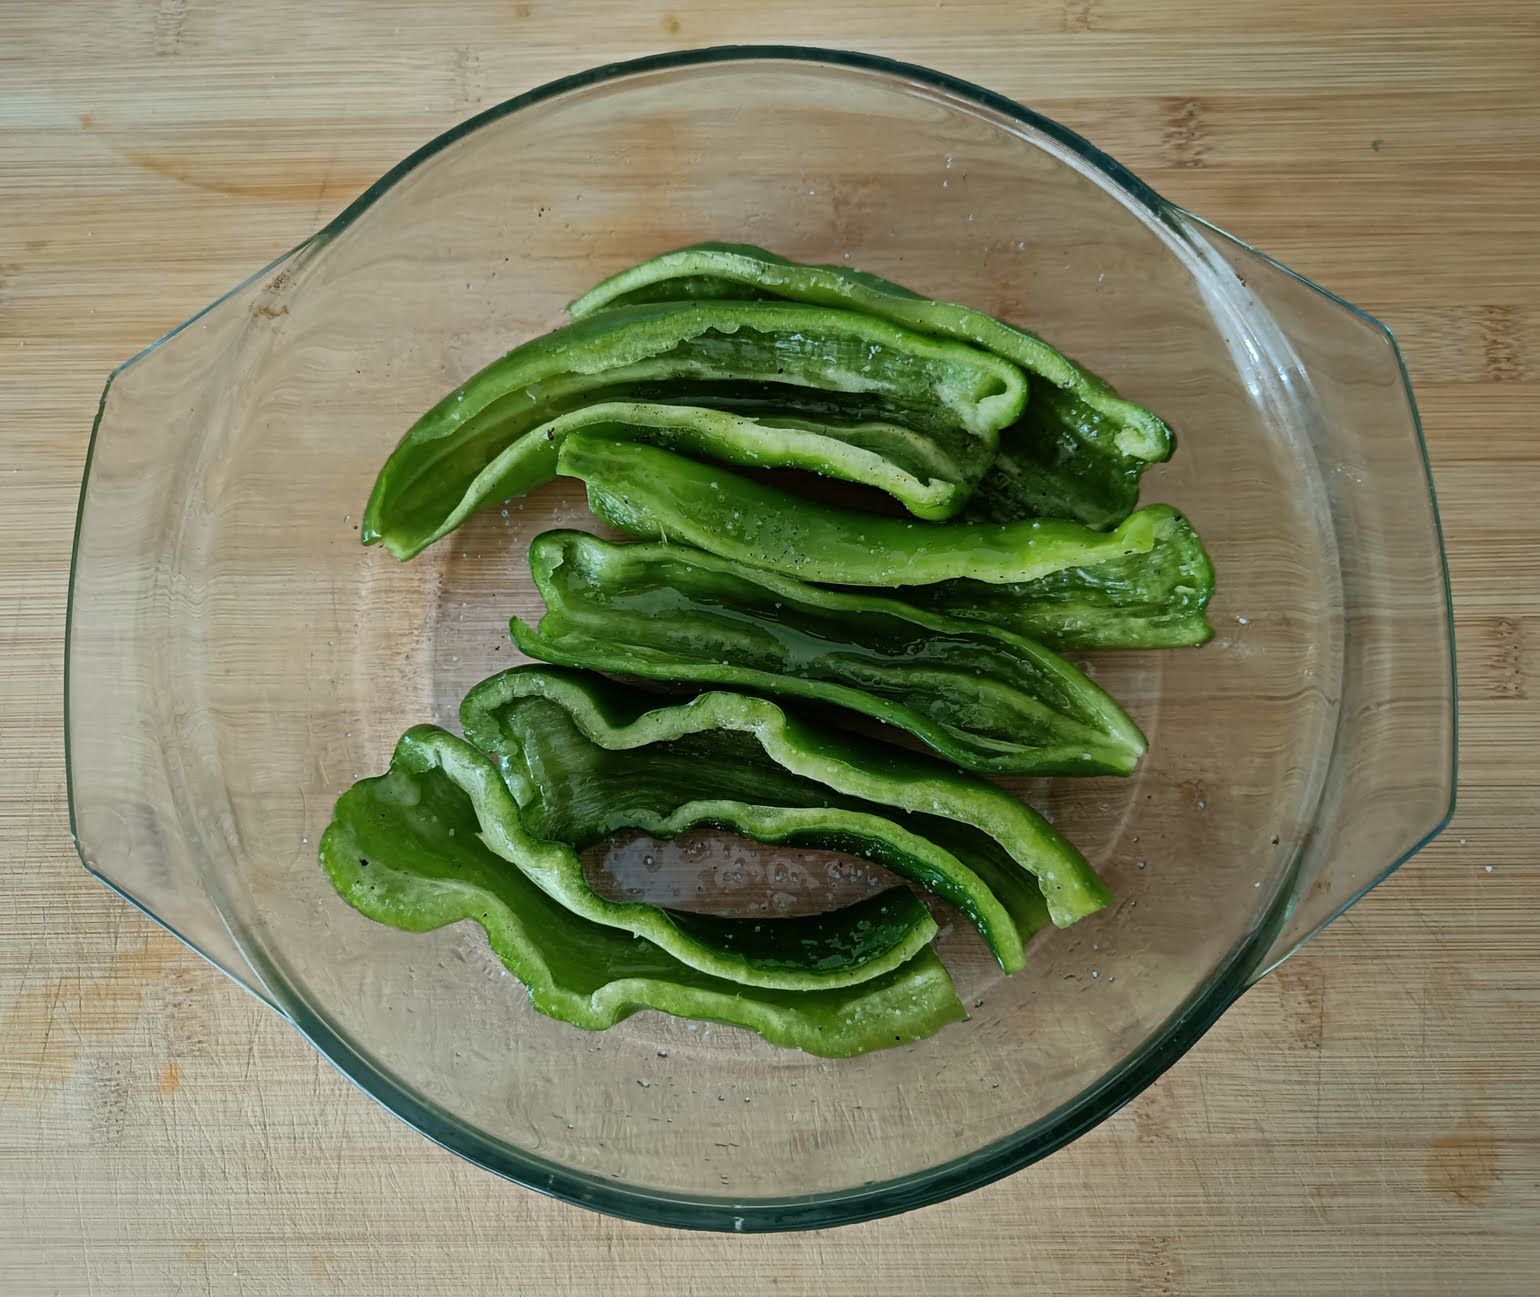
xmin=1112 ymin=406 xmax=1177 ymax=464
xmin=1147 ymin=503 xmax=1218 ymax=647
xmin=358 ymin=492 xmax=386 ymax=551
xmin=359 ymin=485 xmax=420 ymax=560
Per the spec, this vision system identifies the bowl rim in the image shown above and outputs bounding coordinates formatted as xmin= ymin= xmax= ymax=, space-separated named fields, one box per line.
xmin=66 ymin=42 xmax=1458 ymax=1233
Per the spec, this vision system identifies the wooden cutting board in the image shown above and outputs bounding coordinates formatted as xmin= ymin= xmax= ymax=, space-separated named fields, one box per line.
xmin=2 ymin=3 xmax=1535 ymax=1292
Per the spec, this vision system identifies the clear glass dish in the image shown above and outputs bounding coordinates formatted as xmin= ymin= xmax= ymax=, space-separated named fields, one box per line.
xmin=66 ymin=47 xmax=1455 ymax=1231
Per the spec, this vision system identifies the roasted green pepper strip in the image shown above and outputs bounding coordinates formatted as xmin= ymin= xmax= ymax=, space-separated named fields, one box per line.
xmin=320 ymin=727 xmax=965 ymax=1054
xmin=965 ymin=384 xmax=1153 ymax=529
xmin=901 ymin=504 xmax=1216 ymax=649
xmin=512 ymin=530 xmax=1147 ymax=776
xmin=386 ymin=400 xmax=979 ymax=549
xmin=462 ymin=667 xmax=1107 ymax=933
xmin=570 ymin=243 xmax=1172 ymax=527
xmin=328 ymin=721 xmax=931 ymax=990
xmin=557 ymin=433 xmax=1160 ymax=588
xmin=462 ymin=670 xmax=1042 ymax=970
xmin=362 ymin=300 xmax=1028 ymax=558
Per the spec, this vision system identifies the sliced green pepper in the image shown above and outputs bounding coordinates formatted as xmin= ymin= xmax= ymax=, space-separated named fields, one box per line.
xmin=461 ymin=670 xmax=1041 ymax=970
xmin=333 ymin=719 xmax=931 ymax=990
xmin=964 ymin=383 xmax=1156 ymax=529
xmin=569 ymin=242 xmax=1173 ymax=528
xmin=462 ymin=667 xmax=1107 ymax=935
xmin=557 ymin=432 xmax=1160 ymax=588
xmin=512 ymin=530 xmax=1147 ymax=776
xmin=362 ymin=300 xmax=1028 ymax=559
xmin=379 ymin=400 xmax=980 ymax=551
xmin=320 ymin=727 xmax=966 ymax=1055
xmin=901 ymin=504 xmax=1216 ymax=649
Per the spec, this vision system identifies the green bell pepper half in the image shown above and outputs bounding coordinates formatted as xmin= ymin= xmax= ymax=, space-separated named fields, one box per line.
xmin=512 ymin=530 xmax=1147 ymax=776
xmin=362 ymin=299 xmax=1028 ymax=559
xmin=556 ymin=432 xmax=1161 ymax=588
xmin=461 ymin=667 xmax=1107 ymax=938
xmin=899 ymin=504 xmax=1216 ymax=649
xmin=569 ymin=242 xmax=1173 ymax=528
xmin=319 ymin=726 xmax=965 ymax=1054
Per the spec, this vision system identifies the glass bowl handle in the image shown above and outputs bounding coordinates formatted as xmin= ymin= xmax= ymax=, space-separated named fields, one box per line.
xmin=66 ymin=249 xmax=314 ymax=1012
xmin=1169 ymin=212 xmax=1457 ymax=980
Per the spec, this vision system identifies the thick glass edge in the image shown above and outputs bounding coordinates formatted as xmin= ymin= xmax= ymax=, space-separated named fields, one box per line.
xmin=64 ymin=371 xmax=118 ymax=861
xmin=63 ymin=45 xmax=1456 ymax=1230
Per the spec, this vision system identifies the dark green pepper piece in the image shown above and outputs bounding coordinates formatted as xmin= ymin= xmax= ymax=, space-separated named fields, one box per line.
xmin=323 ymin=720 xmax=933 ymax=990
xmin=362 ymin=300 xmax=1028 ymax=559
xmin=557 ymin=432 xmax=1161 ymax=588
xmin=460 ymin=670 xmax=1043 ymax=971
xmin=512 ymin=530 xmax=1147 ymax=776
xmin=964 ymin=383 xmax=1156 ymax=529
xmin=461 ymin=667 xmax=1108 ymax=939
xmin=900 ymin=504 xmax=1216 ymax=649
xmin=569 ymin=242 xmax=1173 ymax=528
xmin=376 ymin=400 xmax=982 ymax=547
xmin=320 ymin=727 xmax=966 ymax=1054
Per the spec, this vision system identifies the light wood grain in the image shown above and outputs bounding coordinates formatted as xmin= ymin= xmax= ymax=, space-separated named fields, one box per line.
xmin=2 ymin=3 xmax=1537 ymax=1293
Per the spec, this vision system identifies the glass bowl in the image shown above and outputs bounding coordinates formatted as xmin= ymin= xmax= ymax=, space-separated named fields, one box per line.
xmin=66 ymin=47 xmax=1455 ymax=1231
